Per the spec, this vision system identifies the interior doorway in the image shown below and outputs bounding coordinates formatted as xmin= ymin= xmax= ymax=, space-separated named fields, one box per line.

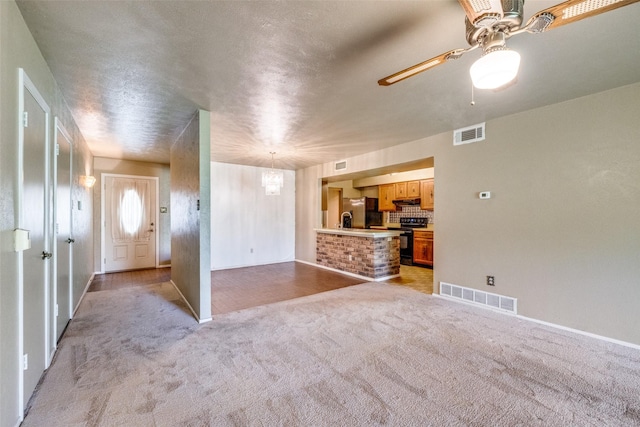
xmin=327 ymin=187 xmax=343 ymax=228
xmin=102 ymin=174 xmax=158 ymax=272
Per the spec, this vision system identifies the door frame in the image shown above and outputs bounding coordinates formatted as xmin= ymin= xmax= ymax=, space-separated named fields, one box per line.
xmin=327 ymin=187 xmax=343 ymax=228
xmin=17 ymin=68 xmax=52 ymax=417
xmin=100 ymin=173 xmax=160 ymax=273
xmin=53 ymin=117 xmax=73 ymax=343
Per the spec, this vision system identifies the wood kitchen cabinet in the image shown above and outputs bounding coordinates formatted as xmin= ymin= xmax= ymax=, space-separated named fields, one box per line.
xmin=394 ymin=181 xmax=419 ymax=199
xmin=407 ymin=181 xmax=420 ymax=198
xmin=394 ymin=182 xmax=407 ymax=199
xmin=420 ymin=179 xmax=434 ymax=210
xmin=413 ymin=230 xmax=433 ymax=267
xmin=378 ymin=184 xmax=396 ymax=211
xmin=379 ymin=179 xmax=425 ymax=211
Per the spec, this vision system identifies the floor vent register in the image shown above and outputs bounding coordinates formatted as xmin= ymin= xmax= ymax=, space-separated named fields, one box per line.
xmin=439 ymin=282 xmax=517 ymax=314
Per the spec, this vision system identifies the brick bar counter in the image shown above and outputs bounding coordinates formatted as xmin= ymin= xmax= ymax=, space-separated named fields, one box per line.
xmin=315 ymin=228 xmax=402 ymax=280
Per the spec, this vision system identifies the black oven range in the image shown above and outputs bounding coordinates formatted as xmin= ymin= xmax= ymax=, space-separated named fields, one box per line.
xmin=391 ymin=217 xmax=428 ymax=266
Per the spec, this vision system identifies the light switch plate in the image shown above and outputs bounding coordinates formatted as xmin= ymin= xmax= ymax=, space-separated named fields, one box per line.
xmin=14 ymin=228 xmax=31 ymax=252
xmin=479 ymin=191 xmax=491 ymax=199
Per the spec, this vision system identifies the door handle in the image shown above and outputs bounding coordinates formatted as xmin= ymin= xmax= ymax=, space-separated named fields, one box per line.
xmin=41 ymin=251 xmax=52 ymax=260
xmin=66 ymin=238 xmax=75 ymax=244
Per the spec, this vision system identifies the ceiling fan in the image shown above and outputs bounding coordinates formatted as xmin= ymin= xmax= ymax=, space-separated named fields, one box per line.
xmin=378 ymin=0 xmax=639 ymax=89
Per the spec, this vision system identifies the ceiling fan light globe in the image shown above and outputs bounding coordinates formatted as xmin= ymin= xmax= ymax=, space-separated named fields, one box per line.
xmin=470 ymin=49 xmax=521 ymax=90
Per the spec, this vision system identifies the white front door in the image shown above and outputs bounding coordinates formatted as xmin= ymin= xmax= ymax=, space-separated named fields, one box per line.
xmin=104 ymin=175 xmax=157 ymax=272
xmin=55 ymin=122 xmax=72 ymax=341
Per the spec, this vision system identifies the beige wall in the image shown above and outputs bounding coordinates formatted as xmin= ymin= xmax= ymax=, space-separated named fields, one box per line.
xmin=170 ymin=110 xmax=211 ymax=322
xmin=0 ymin=1 xmax=94 ymax=423
xmin=329 ymin=180 xmax=362 ymax=198
xmin=353 ymin=168 xmax=433 ymax=187
xmin=296 ymin=82 xmax=640 ymax=345
xmin=210 ymin=162 xmax=295 ymax=270
xmin=93 ymin=157 xmax=171 ymax=270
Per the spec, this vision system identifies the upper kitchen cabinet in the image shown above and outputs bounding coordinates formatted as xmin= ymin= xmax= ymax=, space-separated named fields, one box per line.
xmin=394 ymin=181 xmax=420 ymax=199
xmin=395 ymin=182 xmax=407 ymax=199
xmin=378 ymin=184 xmax=396 ymax=211
xmin=407 ymin=181 xmax=420 ymax=198
xmin=420 ymin=179 xmax=434 ymax=210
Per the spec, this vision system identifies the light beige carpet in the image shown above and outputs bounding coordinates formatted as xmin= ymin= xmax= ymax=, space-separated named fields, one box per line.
xmin=24 ymin=281 xmax=640 ymax=426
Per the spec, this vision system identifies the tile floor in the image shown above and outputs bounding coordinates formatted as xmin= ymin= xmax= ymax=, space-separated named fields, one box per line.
xmin=385 ymin=264 xmax=434 ymax=294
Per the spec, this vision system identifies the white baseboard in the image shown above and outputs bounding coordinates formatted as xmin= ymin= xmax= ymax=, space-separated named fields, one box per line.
xmin=169 ymin=280 xmax=212 ymax=324
xmin=157 ymin=264 xmax=171 ymax=268
xmin=295 ymin=259 xmax=397 ymax=282
xmin=433 ymin=293 xmax=640 ymax=351
xmin=374 ymin=274 xmax=401 ymax=281
xmin=517 ymin=314 xmax=640 ymax=351
xmin=73 ymin=272 xmax=95 ymax=317
xmin=212 ymin=258 xmax=295 ymax=271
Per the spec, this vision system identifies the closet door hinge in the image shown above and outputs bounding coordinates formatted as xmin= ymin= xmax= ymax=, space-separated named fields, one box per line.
xmin=55 ymin=143 xmax=60 ymax=156
xmin=23 ymin=111 xmax=29 ymax=127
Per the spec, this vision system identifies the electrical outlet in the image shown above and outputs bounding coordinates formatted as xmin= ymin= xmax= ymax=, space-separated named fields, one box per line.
xmin=487 ymin=276 xmax=495 ymax=286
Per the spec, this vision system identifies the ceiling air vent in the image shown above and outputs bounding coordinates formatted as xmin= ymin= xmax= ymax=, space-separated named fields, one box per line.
xmin=334 ymin=160 xmax=347 ymax=172
xmin=453 ymin=122 xmax=485 ymax=146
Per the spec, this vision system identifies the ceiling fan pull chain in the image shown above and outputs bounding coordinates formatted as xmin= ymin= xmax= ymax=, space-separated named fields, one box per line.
xmin=470 ymin=80 xmax=476 ymax=107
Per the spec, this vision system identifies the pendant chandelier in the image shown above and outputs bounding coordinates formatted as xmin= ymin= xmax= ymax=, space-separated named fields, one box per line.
xmin=261 ymin=152 xmax=284 ymax=196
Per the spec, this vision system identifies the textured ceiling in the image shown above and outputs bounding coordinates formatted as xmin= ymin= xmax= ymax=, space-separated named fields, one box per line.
xmin=17 ymin=1 xmax=640 ymax=170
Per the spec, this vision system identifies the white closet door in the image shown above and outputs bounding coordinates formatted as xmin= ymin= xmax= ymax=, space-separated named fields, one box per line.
xmin=22 ymin=79 xmax=50 ymax=409
xmin=55 ymin=124 xmax=72 ymax=340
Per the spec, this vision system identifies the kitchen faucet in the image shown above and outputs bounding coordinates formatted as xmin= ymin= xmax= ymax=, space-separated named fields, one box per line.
xmin=341 ymin=211 xmax=352 ymax=228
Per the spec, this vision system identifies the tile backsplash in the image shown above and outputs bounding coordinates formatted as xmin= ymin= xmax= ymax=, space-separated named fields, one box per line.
xmin=389 ymin=206 xmax=434 ymax=224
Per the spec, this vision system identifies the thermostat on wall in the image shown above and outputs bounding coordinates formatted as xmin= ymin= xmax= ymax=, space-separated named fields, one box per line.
xmin=479 ymin=191 xmax=491 ymax=199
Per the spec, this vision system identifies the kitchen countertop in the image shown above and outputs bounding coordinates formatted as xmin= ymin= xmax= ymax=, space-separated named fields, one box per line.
xmin=314 ymin=228 xmax=403 ymax=238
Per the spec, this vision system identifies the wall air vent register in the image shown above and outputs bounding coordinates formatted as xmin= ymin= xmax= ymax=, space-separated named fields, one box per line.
xmin=453 ymin=122 xmax=485 ymax=146
xmin=334 ymin=160 xmax=347 ymax=172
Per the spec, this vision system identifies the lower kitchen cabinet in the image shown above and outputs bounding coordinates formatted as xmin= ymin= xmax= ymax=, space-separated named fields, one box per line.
xmin=413 ymin=230 xmax=433 ymax=267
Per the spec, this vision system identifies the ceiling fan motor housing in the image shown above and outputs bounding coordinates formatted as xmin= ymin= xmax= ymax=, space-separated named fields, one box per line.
xmin=465 ymin=0 xmax=524 ymax=46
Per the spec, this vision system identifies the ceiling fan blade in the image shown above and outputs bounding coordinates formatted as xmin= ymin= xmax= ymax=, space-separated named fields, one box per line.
xmin=378 ymin=49 xmax=467 ymax=86
xmin=458 ymin=0 xmax=504 ymax=27
xmin=525 ymin=0 xmax=640 ymax=33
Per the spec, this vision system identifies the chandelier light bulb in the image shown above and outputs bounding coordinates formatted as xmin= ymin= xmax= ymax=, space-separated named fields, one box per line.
xmin=470 ymin=48 xmax=521 ymax=90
